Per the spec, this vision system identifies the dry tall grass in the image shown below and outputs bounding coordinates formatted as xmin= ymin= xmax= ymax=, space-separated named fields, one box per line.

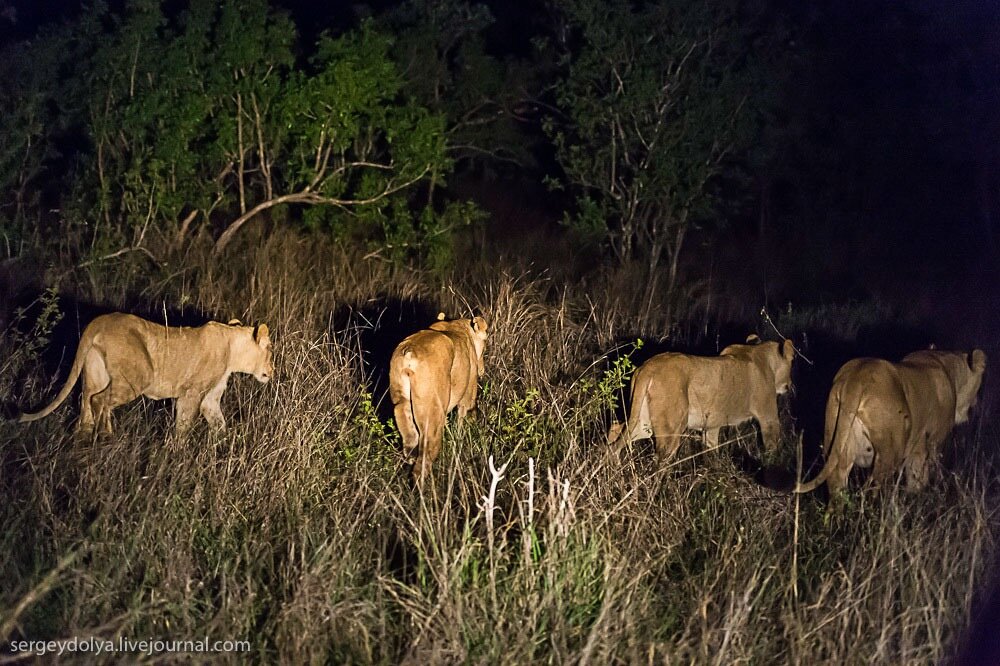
xmin=1 ymin=231 xmax=996 ymax=664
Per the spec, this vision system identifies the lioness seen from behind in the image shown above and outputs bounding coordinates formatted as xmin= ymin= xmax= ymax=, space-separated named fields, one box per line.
xmin=389 ymin=315 xmax=488 ymax=486
xmin=609 ymin=336 xmax=796 ymax=463
xmin=795 ymin=348 xmax=987 ymax=495
xmin=19 ymin=313 xmax=273 ymax=436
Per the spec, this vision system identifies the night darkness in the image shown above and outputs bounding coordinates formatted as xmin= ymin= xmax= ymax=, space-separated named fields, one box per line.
xmin=1 ymin=0 xmax=999 ymax=662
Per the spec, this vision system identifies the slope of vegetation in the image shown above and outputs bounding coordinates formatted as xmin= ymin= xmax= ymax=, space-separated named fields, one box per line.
xmin=1 ymin=233 xmax=997 ymax=663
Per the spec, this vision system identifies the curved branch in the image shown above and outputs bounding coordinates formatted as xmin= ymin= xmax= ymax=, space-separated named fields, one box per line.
xmin=212 ymin=167 xmax=431 ymax=255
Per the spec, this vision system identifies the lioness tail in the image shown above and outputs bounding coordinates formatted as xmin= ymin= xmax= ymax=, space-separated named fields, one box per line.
xmin=793 ymin=456 xmax=833 ymax=494
xmin=18 ymin=330 xmax=94 ymax=422
xmin=793 ymin=383 xmax=854 ymax=494
xmin=609 ymin=368 xmax=648 ymax=450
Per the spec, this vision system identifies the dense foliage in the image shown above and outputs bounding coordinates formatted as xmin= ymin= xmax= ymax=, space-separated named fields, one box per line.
xmin=544 ymin=0 xmax=764 ymax=311
xmin=0 ymin=0 xmax=778 ymax=282
xmin=0 ymin=0 xmax=456 ymax=263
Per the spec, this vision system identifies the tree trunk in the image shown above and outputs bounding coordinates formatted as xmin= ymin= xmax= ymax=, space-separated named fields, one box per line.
xmin=641 ymin=236 xmax=664 ymax=329
xmin=664 ymin=220 xmax=687 ymax=325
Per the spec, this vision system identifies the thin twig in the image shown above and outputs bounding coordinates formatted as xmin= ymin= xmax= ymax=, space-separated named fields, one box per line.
xmin=760 ymin=306 xmax=815 ymax=366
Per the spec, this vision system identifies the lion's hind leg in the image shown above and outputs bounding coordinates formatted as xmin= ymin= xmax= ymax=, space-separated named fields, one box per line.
xmin=612 ymin=388 xmax=654 ymax=453
xmin=903 ymin=428 xmax=934 ymax=493
xmin=90 ymin=344 xmax=151 ymax=436
xmin=92 ymin=380 xmax=141 ymax=436
xmin=868 ymin=409 xmax=908 ymax=490
xmin=646 ymin=390 xmax=687 ymax=464
xmin=412 ymin=414 xmax=444 ymax=487
xmin=406 ymin=381 xmax=447 ymax=487
xmin=77 ymin=351 xmax=111 ymax=437
xmin=394 ymin=400 xmax=421 ymax=461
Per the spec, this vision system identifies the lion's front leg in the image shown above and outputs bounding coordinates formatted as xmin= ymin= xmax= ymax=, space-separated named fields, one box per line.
xmin=175 ymin=392 xmax=200 ymax=436
xmin=200 ymin=381 xmax=229 ymax=431
xmin=757 ymin=416 xmax=781 ymax=455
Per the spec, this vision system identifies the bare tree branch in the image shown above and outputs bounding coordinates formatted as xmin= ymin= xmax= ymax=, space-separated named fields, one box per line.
xmin=213 ymin=166 xmax=431 ymax=255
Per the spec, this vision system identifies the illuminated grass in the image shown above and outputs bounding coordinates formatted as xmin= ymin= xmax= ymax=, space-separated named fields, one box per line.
xmin=1 ymin=232 xmax=995 ymax=663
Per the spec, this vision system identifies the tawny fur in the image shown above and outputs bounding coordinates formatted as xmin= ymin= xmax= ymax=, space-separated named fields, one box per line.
xmin=795 ymin=349 xmax=986 ymax=495
xmin=389 ymin=316 xmax=488 ymax=486
xmin=19 ymin=313 xmax=273 ymax=436
xmin=609 ymin=338 xmax=796 ymax=462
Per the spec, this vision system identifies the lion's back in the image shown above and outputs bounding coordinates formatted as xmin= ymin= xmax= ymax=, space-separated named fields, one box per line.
xmin=87 ymin=314 xmax=229 ymax=397
xmin=654 ymin=352 xmax=756 ymax=407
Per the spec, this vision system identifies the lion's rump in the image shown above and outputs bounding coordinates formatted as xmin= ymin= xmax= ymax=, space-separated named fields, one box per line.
xmin=796 ymin=349 xmax=986 ymax=494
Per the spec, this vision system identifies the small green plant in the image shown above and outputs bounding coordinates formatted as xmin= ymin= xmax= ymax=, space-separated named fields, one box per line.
xmin=597 ymin=338 xmax=643 ymax=411
xmin=498 ymin=388 xmax=563 ymax=466
xmin=2 ymin=287 xmax=63 ymax=386
xmin=342 ymin=389 xmax=400 ymax=474
xmin=21 ymin=287 xmax=62 ymax=357
xmin=500 ymin=388 xmax=540 ymax=450
xmin=354 ymin=390 xmax=394 ymax=441
xmin=571 ymin=338 xmax=643 ymax=433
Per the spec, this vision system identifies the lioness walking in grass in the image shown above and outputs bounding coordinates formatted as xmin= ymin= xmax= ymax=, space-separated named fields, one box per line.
xmin=18 ymin=313 xmax=273 ymax=436
xmin=390 ymin=314 xmax=488 ymax=485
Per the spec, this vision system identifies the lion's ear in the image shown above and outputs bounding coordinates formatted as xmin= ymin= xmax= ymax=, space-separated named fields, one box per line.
xmin=255 ymin=323 xmax=269 ymax=342
xmin=971 ymin=349 xmax=987 ymax=371
xmin=228 ymin=318 xmax=242 ymax=326
xmin=746 ymin=334 xmax=761 ymax=344
xmin=437 ymin=312 xmax=447 ymax=321
xmin=782 ymin=338 xmax=795 ymax=360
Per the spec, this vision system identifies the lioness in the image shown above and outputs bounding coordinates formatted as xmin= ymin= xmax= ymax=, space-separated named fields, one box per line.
xmin=795 ymin=349 xmax=986 ymax=495
xmin=19 ymin=313 xmax=273 ymax=436
xmin=389 ymin=315 xmax=488 ymax=485
xmin=609 ymin=336 xmax=796 ymax=462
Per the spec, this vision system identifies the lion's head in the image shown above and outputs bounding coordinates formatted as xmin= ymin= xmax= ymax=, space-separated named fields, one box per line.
xmin=244 ymin=323 xmax=274 ymax=383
